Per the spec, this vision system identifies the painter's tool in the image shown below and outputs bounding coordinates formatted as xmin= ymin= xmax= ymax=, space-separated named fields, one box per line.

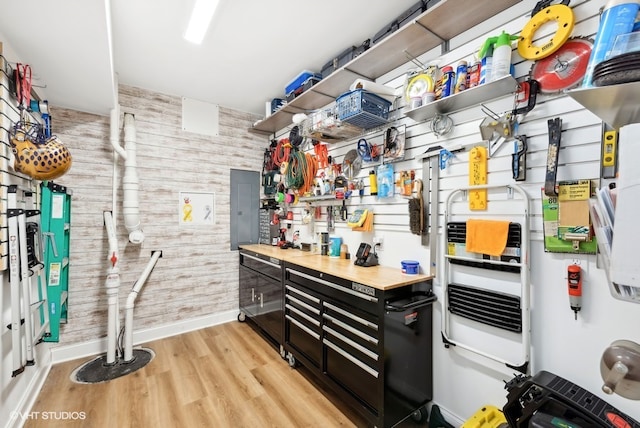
xmin=567 ymin=264 xmax=582 ymax=320
xmin=469 ymin=146 xmax=487 ymax=210
xmin=602 ymin=130 xmax=618 ymax=179
xmin=512 ymin=135 xmax=527 ymax=181
xmin=544 ymin=117 xmax=562 ymax=197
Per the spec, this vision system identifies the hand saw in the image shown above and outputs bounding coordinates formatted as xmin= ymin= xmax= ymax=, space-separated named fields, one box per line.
xmin=544 ymin=118 xmax=562 ymax=197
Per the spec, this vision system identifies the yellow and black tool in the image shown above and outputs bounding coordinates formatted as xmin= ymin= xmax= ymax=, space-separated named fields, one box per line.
xmin=602 ymin=129 xmax=618 ymax=179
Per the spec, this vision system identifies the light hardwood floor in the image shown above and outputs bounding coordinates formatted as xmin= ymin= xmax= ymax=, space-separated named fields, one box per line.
xmin=25 ymin=321 xmax=371 ymax=428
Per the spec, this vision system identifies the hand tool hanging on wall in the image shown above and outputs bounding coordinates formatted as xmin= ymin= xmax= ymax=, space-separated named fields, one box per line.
xmin=601 ymin=129 xmax=618 ymax=179
xmin=479 ymin=105 xmax=515 ymax=157
xmin=544 ymin=117 xmax=563 ymax=196
xmin=13 ymin=63 xmax=32 ymax=109
xmin=408 ymin=179 xmax=424 ymax=235
xmin=512 ymin=135 xmax=528 ymax=181
xmin=567 ymin=263 xmax=582 ymax=320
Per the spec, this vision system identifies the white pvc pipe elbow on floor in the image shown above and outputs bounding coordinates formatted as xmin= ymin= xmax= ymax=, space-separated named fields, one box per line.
xmin=123 ymin=250 xmax=162 ymax=362
xmin=122 ymin=113 xmax=144 ymax=245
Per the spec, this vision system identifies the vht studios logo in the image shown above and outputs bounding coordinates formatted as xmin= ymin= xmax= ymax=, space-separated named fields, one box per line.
xmin=12 ymin=411 xmax=87 ymax=420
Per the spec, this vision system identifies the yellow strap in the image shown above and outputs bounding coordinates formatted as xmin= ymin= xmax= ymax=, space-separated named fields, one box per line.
xmin=517 ymin=4 xmax=575 ymax=60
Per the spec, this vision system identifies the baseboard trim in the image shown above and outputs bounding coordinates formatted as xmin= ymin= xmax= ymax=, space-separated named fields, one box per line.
xmin=428 ymin=403 xmax=465 ymax=427
xmin=50 ymin=309 xmax=238 ymax=364
xmin=6 ymin=346 xmax=52 ymax=428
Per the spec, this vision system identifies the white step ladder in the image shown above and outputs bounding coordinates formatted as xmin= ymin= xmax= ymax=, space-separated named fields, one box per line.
xmin=7 ymin=185 xmax=50 ymax=376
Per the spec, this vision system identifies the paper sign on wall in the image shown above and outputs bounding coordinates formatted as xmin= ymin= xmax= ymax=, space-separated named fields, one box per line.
xmin=179 ymin=191 xmax=215 ymax=226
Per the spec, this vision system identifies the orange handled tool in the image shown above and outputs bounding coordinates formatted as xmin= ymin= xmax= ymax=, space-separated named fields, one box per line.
xmin=568 ymin=264 xmax=582 ymax=320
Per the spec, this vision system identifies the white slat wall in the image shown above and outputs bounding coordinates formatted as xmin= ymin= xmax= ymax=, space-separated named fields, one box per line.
xmin=279 ymin=0 xmax=640 ymax=421
xmin=49 ymin=84 xmax=264 ymax=344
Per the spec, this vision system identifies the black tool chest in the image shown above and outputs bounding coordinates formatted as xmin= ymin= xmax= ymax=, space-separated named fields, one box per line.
xmin=238 ymin=250 xmax=285 ymax=356
xmin=283 ymin=262 xmax=436 ymax=427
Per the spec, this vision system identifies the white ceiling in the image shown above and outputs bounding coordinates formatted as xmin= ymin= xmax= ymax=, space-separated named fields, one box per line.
xmin=0 ymin=0 xmax=420 ymax=116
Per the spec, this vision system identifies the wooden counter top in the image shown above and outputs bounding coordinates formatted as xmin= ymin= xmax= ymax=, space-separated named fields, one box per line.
xmin=240 ymin=244 xmax=433 ymax=291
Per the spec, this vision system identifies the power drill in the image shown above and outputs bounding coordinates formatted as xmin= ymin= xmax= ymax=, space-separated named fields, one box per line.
xmin=567 ymin=264 xmax=582 ymax=320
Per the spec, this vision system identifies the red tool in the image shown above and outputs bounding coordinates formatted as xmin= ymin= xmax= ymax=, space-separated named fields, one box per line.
xmin=567 ymin=264 xmax=582 ymax=320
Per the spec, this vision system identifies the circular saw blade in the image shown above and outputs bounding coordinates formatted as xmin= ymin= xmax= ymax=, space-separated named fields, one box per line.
xmin=530 ymin=37 xmax=593 ymax=93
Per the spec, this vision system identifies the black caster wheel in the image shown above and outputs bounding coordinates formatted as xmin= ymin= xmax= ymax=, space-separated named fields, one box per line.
xmin=411 ymin=405 xmax=429 ymax=423
xmin=287 ymin=352 xmax=297 ymax=368
xmin=237 ymin=312 xmax=246 ymax=322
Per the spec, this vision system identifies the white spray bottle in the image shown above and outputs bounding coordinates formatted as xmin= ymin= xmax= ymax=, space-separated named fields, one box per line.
xmin=480 ymin=31 xmax=518 ymax=82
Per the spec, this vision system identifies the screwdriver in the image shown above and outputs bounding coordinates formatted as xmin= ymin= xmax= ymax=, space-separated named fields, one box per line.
xmin=568 ymin=264 xmax=582 ymax=320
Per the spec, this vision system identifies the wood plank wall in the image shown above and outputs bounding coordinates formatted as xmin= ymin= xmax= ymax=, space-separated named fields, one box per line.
xmin=49 ymin=85 xmax=264 ymax=345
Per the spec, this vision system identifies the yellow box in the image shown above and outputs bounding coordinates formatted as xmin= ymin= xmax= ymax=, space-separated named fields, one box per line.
xmin=461 ymin=405 xmax=507 ymax=428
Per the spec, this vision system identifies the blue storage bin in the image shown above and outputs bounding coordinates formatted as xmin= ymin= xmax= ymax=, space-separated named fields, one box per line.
xmin=401 ymin=260 xmax=420 ymax=274
xmin=285 ymin=71 xmax=322 ymax=96
xmin=335 ymin=89 xmax=391 ymax=129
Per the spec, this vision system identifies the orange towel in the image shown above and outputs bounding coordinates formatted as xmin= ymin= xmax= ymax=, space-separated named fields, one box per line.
xmin=353 ymin=211 xmax=374 ymax=232
xmin=465 ymin=219 xmax=510 ymax=256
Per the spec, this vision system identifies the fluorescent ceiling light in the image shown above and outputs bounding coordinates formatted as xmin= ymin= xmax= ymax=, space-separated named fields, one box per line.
xmin=184 ymin=0 xmax=220 ymax=44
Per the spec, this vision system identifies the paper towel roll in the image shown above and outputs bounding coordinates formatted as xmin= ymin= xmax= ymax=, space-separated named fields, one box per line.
xmin=349 ymin=79 xmax=398 ymax=101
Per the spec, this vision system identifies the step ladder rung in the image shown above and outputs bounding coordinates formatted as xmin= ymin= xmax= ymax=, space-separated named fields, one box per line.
xmin=61 ymin=291 xmax=68 ymax=306
xmin=64 ymin=223 xmax=70 ymax=231
xmin=35 ymin=322 xmax=50 ymax=342
xmin=30 ymin=300 xmax=46 ymax=312
xmin=62 ymin=257 xmax=69 ymax=268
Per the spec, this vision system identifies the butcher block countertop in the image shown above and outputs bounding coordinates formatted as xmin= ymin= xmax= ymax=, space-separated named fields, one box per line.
xmin=240 ymin=244 xmax=433 ymax=291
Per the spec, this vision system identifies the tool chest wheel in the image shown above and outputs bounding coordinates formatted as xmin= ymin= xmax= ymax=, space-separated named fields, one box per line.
xmin=237 ymin=312 xmax=246 ymax=322
xmin=287 ymin=352 xmax=297 ymax=368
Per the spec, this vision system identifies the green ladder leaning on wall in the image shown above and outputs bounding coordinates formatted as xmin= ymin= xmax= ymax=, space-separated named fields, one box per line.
xmin=41 ymin=181 xmax=72 ymax=342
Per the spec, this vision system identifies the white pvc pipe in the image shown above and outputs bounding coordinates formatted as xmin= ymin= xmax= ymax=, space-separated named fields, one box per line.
xmin=122 ymin=113 xmax=144 ymax=244
xmin=103 ymin=211 xmax=121 ymax=365
xmin=123 ymin=251 xmax=161 ymax=362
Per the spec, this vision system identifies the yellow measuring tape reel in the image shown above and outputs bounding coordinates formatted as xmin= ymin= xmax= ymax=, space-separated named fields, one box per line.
xmin=517 ymin=4 xmax=575 ymax=60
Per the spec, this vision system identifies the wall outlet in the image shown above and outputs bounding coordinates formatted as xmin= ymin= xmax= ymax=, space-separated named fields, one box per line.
xmin=373 ymin=235 xmax=383 ymax=251
xmin=564 ymin=256 xmax=588 ymax=279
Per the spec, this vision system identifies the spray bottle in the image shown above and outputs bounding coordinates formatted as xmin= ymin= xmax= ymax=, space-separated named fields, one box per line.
xmin=480 ymin=31 xmax=518 ymax=82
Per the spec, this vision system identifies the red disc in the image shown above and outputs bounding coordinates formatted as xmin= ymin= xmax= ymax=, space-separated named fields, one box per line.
xmin=530 ymin=38 xmax=593 ymax=93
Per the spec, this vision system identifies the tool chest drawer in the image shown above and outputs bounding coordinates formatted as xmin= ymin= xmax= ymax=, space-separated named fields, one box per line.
xmin=285 ymin=265 xmax=380 ymax=316
xmin=240 ymin=251 xmax=283 ymax=281
xmin=284 ymin=283 xmax=322 ymax=368
xmin=322 ymin=298 xmax=381 ymax=413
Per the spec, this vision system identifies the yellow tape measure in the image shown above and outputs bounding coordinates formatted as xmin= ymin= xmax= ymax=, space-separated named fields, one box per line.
xmin=469 ymin=146 xmax=487 ymax=210
xmin=518 ymin=4 xmax=575 ymax=60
